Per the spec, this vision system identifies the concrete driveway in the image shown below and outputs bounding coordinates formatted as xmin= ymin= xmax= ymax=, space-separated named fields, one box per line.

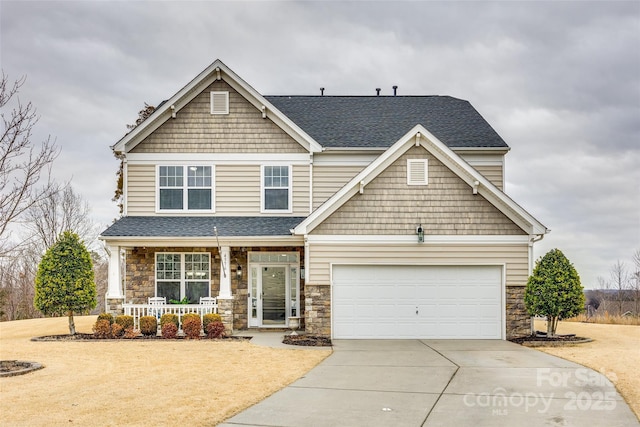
xmin=220 ymin=339 xmax=639 ymax=427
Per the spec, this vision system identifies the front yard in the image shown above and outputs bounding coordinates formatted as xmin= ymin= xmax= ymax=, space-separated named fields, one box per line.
xmin=0 ymin=316 xmax=330 ymax=426
xmin=533 ymin=319 xmax=640 ymax=420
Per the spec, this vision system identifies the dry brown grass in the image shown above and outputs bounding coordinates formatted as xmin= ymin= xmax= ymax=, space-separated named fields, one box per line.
xmin=564 ymin=312 xmax=640 ymax=325
xmin=534 ymin=319 xmax=640 ymax=420
xmin=0 ymin=316 xmax=330 ymax=426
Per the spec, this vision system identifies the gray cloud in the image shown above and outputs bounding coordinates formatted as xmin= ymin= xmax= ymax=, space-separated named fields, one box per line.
xmin=1 ymin=0 xmax=638 ymax=287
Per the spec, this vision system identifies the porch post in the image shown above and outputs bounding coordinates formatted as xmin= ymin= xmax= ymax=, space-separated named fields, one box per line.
xmin=217 ymin=246 xmax=234 ymax=334
xmin=106 ymin=245 xmax=123 ymax=299
xmin=218 ymin=246 xmax=232 ymax=298
xmin=105 ymin=244 xmax=124 ymax=315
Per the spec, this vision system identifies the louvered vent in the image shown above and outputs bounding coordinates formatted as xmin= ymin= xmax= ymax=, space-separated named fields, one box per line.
xmin=210 ymin=91 xmax=229 ymax=115
xmin=407 ymin=159 xmax=428 ymax=185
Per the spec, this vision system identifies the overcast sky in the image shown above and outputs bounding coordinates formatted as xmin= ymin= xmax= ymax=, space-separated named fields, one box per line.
xmin=1 ymin=1 xmax=638 ymax=288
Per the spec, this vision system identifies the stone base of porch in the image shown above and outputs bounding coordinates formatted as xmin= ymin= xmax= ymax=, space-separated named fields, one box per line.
xmin=217 ymin=298 xmax=234 ymax=335
xmin=105 ymin=297 xmax=125 ymax=316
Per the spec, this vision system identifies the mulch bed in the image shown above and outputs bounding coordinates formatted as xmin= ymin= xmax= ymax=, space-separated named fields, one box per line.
xmin=0 ymin=360 xmax=44 ymax=377
xmin=31 ymin=334 xmax=251 ymax=342
xmin=509 ymin=332 xmax=592 ymax=347
xmin=282 ymin=334 xmax=332 ymax=347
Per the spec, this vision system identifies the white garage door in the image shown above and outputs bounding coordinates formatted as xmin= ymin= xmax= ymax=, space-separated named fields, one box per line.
xmin=332 ymin=265 xmax=503 ymax=339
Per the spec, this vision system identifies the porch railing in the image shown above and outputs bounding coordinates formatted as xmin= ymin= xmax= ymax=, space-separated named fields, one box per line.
xmin=123 ymin=302 xmax=218 ymax=332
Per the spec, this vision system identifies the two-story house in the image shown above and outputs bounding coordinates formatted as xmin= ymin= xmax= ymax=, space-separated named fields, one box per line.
xmin=100 ymin=59 xmax=548 ymax=340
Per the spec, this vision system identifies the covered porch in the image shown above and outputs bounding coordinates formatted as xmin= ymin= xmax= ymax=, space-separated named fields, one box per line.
xmin=99 ymin=216 xmax=307 ymax=333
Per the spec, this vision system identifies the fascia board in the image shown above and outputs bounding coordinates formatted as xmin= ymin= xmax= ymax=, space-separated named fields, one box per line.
xmin=418 ymin=127 xmax=548 ymax=235
xmin=113 ymin=59 xmax=323 ymax=154
xmin=98 ymin=235 xmax=303 ymax=247
xmin=295 ymin=126 xmax=420 ymax=234
xmin=296 ymin=123 xmax=548 ymax=236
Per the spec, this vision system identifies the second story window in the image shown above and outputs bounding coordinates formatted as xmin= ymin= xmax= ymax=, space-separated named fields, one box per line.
xmin=262 ymin=165 xmax=291 ymax=212
xmin=158 ymin=165 xmax=214 ymax=212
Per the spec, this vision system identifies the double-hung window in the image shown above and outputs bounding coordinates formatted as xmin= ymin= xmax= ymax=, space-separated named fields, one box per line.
xmin=156 ymin=253 xmax=210 ymax=303
xmin=158 ymin=165 xmax=214 ymax=211
xmin=261 ymin=165 xmax=291 ymax=212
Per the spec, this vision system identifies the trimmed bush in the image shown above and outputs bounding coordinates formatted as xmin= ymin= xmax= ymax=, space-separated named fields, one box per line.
xmin=92 ymin=319 xmax=112 ymax=338
xmin=182 ymin=313 xmax=202 ymax=339
xmin=123 ymin=327 xmax=138 ymax=339
xmin=139 ymin=316 xmax=157 ymax=336
xmin=161 ymin=322 xmax=178 ymax=339
xmin=160 ymin=313 xmax=179 ymax=329
xmin=97 ymin=313 xmax=114 ymax=325
xmin=203 ymin=313 xmax=222 ymax=332
xmin=111 ymin=323 xmax=124 ymax=338
xmin=206 ymin=321 xmax=226 ymax=339
xmin=115 ymin=315 xmax=134 ymax=331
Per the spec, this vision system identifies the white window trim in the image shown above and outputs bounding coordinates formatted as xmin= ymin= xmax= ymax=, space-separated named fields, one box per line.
xmin=407 ymin=159 xmax=428 ymax=186
xmin=155 ymin=252 xmax=211 ymax=301
xmin=156 ymin=165 xmax=215 ymax=213
xmin=210 ymin=91 xmax=229 ymax=115
xmin=260 ymin=164 xmax=293 ymax=214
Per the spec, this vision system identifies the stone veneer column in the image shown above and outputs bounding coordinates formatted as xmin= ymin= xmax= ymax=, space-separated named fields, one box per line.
xmin=506 ymin=286 xmax=532 ymax=339
xmin=217 ymin=298 xmax=234 ymax=335
xmin=304 ymin=284 xmax=331 ymax=336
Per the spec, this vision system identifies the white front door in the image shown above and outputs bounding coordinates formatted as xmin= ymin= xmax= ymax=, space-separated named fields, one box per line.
xmin=248 ymin=264 xmax=294 ymax=327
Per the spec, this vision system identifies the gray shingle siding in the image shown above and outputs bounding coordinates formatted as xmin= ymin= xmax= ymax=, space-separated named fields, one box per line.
xmin=265 ymin=95 xmax=508 ymax=149
xmin=101 ymin=216 xmax=306 ymax=237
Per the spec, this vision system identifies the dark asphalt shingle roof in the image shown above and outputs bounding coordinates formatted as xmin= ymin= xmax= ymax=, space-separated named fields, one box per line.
xmin=101 ymin=216 xmax=306 ymax=238
xmin=265 ymin=95 xmax=508 ymax=149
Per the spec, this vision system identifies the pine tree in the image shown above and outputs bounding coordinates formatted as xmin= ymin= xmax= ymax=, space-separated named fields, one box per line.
xmin=34 ymin=231 xmax=96 ymax=334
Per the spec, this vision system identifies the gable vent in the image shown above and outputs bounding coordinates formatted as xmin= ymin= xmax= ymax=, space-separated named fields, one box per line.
xmin=210 ymin=91 xmax=229 ymax=115
xmin=407 ymin=159 xmax=428 ymax=185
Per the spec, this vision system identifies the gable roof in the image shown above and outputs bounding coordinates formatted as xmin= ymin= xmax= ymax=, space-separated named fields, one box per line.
xmin=294 ymin=124 xmax=548 ymax=236
xmin=112 ymin=60 xmax=323 ymax=154
xmin=265 ymin=96 xmax=508 ymax=149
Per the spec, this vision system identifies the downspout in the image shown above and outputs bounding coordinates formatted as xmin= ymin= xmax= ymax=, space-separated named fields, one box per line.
xmin=528 ymin=232 xmax=548 ymax=334
xmin=309 ymin=154 xmax=314 ymax=214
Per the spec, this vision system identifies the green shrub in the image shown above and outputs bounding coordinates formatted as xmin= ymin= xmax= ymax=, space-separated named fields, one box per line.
xmin=139 ymin=316 xmax=157 ymax=336
xmin=111 ymin=323 xmax=124 ymax=338
xmin=97 ymin=313 xmax=114 ymax=325
xmin=182 ymin=313 xmax=201 ymax=339
xmin=203 ymin=313 xmax=222 ymax=331
xmin=160 ymin=313 xmax=179 ymax=329
xmin=115 ymin=315 xmax=134 ymax=331
xmin=92 ymin=319 xmax=112 ymax=338
xmin=161 ymin=322 xmax=178 ymax=339
xmin=206 ymin=321 xmax=226 ymax=339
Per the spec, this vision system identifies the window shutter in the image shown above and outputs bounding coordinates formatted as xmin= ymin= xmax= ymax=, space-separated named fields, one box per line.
xmin=210 ymin=91 xmax=229 ymax=115
xmin=407 ymin=159 xmax=428 ymax=185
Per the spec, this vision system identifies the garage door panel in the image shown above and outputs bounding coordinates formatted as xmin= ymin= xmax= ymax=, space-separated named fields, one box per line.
xmin=333 ymin=265 xmax=502 ymax=339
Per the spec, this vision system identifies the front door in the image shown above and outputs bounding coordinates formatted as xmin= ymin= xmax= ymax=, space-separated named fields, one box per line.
xmin=261 ymin=266 xmax=287 ymax=325
xmin=249 ymin=264 xmax=292 ymax=327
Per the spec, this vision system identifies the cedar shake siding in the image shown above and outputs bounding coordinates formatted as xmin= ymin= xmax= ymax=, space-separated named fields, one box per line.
xmin=312 ymin=165 xmax=365 ymax=209
xmin=311 ymin=146 xmax=525 ymax=236
xmin=131 ymin=80 xmax=307 ymax=154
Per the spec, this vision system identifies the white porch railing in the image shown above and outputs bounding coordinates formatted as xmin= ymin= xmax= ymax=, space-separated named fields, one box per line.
xmin=123 ymin=302 xmax=218 ymax=331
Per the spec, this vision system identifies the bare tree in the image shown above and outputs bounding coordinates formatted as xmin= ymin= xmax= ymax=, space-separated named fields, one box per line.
xmin=609 ymin=260 xmax=629 ymax=316
xmin=632 ymin=249 xmax=640 ymax=316
xmin=0 ymin=73 xmax=60 ymax=256
xmin=22 ymin=184 xmax=99 ymax=254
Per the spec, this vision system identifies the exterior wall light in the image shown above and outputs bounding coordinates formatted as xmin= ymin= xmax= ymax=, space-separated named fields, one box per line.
xmin=236 ymin=264 xmax=242 ymax=279
xmin=416 ymin=224 xmax=424 ymax=243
